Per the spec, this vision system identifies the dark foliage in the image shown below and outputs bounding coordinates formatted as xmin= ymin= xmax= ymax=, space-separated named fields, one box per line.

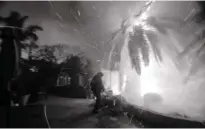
xmin=0 ymin=11 xmax=42 ymax=107
xmin=128 ymin=27 xmax=150 ymax=75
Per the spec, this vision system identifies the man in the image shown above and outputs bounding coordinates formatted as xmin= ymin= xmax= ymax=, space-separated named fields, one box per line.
xmin=90 ymin=72 xmax=105 ymax=113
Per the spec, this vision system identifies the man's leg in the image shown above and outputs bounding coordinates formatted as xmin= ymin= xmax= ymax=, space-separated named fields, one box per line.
xmin=93 ymin=92 xmax=101 ymax=113
xmin=96 ymin=93 xmax=102 ymax=109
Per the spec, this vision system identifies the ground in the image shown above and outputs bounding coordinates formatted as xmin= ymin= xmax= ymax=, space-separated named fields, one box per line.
xmin=39 ymin=96 xmax=143 ymax=128
xmin=1 ymin=95 xmax=204 ymax=128
xmin=0 ymin=95 xmax=143 ymax=128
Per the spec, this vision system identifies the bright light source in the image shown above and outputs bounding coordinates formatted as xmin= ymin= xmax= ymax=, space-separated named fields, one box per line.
xmin=111 ymin=85 xmax=121 ymax=95
xmin=140 ymin=76 xmax=161 ymax=97
xmin=133 ymin=15 xmax=147 ymax=26
xmin=140 ymin=59 xmax=162 ymax=97
xmin=102 ymin=69 xmax=122 ymax=96
xmin=140 ymin=12 xmax=148 ymax=21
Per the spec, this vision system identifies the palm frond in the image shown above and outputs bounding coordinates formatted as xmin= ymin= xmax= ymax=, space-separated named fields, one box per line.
xmin=145 ymin=31 xmax=162 ymax=62
xmin=9 ymin=11 xmax=21 ymax=20
xmin=19 ymin=16 xmax=29 ymax=27
xmin=26 ymin=25 xmax=43 ymax=32
xmin=149 ymin=38 xmax=162 ymax=62
xmin=141 ymin=33 xmax=150 ymax=66
xmin=130 ymin=47 xmax=141 ymax=75
xmin=152 ymin=43 xmax=162 ymax=62
xmin=128 ymin=32 xmax=142 ymax=75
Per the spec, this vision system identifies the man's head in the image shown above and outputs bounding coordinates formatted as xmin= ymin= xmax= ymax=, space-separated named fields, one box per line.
xmin=97 ymin=72 xmax=104 ymax=77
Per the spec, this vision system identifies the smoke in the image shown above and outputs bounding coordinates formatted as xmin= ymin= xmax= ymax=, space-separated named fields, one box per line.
xmin=102 ymin=1 xmax=205 ymax=121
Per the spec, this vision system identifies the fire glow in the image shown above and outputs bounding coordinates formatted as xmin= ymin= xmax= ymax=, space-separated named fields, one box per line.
xmin=122 ymin=0 xmax=161 ymax=97
xmin=101 ymin=0 xmax=205 ymax=120
xmin=140 ymin=60 xmax=162 ymax=97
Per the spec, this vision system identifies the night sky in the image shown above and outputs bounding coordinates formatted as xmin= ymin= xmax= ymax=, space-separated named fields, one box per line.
xmin=0 ymin=1 xmax=198 ymax=63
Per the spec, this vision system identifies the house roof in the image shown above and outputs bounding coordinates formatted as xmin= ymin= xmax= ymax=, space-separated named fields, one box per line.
xmin=60 ymin=68 xmax=86 ymax=75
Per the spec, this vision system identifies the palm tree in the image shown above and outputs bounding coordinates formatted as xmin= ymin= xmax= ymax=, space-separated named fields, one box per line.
xmin=0 ymin=11 xmax=42 ymax=127
xmin=103 ymin=1 xmax=188 ymax=94
xmin=0 ymin=11 xmax=42 ymax=77
xmin=0 ymin=11 xmax=43 ymax=64
xmin=0 ymin=11 xmax=42 ymax=106
xmin=35 ymin=45 xmax=57 ymax=63
xmin=23 ymin=33 xmax=41 ymax=61
xmin=107 ymin=0 xmax=183 ymax=75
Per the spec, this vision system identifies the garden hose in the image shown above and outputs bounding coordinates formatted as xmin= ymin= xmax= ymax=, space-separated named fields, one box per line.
xmin=43 ymin=105 xmax=51 ymax=128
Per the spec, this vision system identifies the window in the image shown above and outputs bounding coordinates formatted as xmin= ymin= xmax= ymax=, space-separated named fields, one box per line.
xmin=57 ymin=74 xmax=71 ymax=86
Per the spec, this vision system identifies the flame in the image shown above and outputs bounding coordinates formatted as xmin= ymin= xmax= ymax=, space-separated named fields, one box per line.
xmin=104 ymin=0 xmax=157 ymax=97
xmin=140 ymin=58 xmax=162 ymax=97
xmin=128 ymin=0 xmax=160 ymax=97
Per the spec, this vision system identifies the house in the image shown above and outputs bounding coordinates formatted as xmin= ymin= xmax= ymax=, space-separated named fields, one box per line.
xmin=56 ymin=68 xmax=71 ymax=86
xmin=56 ymin=68 xmax=86 ymax=87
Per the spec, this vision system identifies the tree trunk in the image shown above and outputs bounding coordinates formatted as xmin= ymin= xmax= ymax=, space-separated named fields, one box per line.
xmin=28 ymin=46 xmax=32 ymax=61
xmin=0 ymin=38 xmax=16 ymax=90
xmin=0 ymin=38 xmax=16 ymax=127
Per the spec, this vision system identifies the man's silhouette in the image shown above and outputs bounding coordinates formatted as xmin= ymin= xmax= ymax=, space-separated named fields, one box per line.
xmin=90 ymin=72 xmax=105 ymax=113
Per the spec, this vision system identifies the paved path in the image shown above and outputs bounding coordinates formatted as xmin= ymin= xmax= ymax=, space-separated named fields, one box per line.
xmin=39 ymin=96 xmax=143 ymax=128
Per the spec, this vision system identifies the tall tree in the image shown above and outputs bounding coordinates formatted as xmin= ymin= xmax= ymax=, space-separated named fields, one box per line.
xmin=0 ymin=11 xmax=42 ymax=103
xmin=0 ymin=11 xmax=42 ymax=84
xmin=0 ymin=11 xmax=42 ymax=127
xmin=108 ymin=1 xmax=183 ymax=75
xmin=35 ymin=45 xmax=57 ymax=63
